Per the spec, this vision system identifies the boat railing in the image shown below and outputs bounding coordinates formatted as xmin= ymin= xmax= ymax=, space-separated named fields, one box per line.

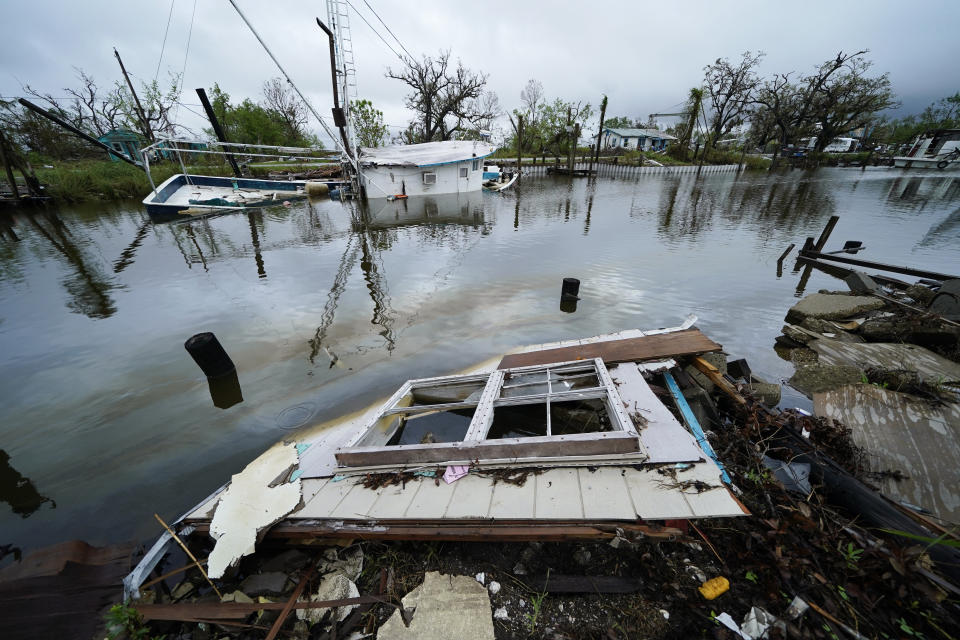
xmin=139 ymin=138 xmax=341 ymax=197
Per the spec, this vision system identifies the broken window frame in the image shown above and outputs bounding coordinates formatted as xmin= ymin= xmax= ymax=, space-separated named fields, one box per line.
xmin=337 ymin=358 xmax=640 ymax=466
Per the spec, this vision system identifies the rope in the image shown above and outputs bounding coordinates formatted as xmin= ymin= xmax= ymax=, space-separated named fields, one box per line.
xmin=155 ymin=0 xmax=177 ymax=83
xmin=360 ymin=0 xmax=414 ymax=62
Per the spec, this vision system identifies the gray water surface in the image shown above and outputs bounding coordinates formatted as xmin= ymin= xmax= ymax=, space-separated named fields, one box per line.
xmin=1 ymin=167 xmax=957 ymax=552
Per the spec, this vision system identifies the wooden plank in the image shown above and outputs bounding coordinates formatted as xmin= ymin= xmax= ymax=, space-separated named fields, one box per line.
xmin=527 ymin=574 xmax=643 ymax=593
xmin=535 ymin=469 xmax=584 ymax=518
xmin=335 ymin=431 xmax=642 ymax=467
xmin=497 ymin=329 xmax=721 ymax=370
xmin=609 ymin=363 xmax=704 ymax=464
xmin=135 ymin=596 xmax=387 ymax=622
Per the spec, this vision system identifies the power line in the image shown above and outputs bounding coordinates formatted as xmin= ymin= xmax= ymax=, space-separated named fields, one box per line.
xmin=155 ymin=0 xmax=177 ymax=83
xmin=172 ymin=0 xmax=198 ymax=124
xmin=343 ymin=0 xmax=404 ymax=65
xmin=360 ymin=0 xmax=414 ymax=62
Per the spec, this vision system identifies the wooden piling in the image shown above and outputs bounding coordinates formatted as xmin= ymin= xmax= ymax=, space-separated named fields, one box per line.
xmin=813 ymin=215 xmax=839 ymax=251
xmin=0 ymin=129 xmax=20 ymax=201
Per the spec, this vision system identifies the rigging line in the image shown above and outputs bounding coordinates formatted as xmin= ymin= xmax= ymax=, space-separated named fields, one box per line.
xmin=343 ymin=0 xmax=404 ymax=64
xmin=226 ymin=0 xmax=358 ymax=173
xmin=360 ymin=0 xmax=414 ymax=61
xmin=172 ymin=0 xmax=198 ymax=126
xmin=155 ymin=0 xmax=177 ymax=83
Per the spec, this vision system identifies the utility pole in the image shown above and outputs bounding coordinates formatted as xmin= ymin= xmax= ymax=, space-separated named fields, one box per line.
xmin=566 ymin=107 xmax=574 ymax=171
xmin=516 ymin=114 xmax=524 ymax=181
xmin=591 ymin=95 xmax=607 ymax=174
xmin=113 ymin=48 xmax=153 ymax=143
xmin=196 ymin=88 xmax=243 ymax=178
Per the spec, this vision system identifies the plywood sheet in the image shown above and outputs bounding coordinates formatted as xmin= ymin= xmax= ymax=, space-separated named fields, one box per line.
xmin=497 ymin=329 xmax=721 ymax=370
xmin=814 ymin=384 xmax=960 ymax=521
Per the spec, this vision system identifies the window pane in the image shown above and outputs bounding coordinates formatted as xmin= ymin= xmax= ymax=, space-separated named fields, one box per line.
xmin=500 ymin=372 xmax=549 ymax=398
xmin=387 ymin=409 xmax=476 ymax=445
xmin=550 ymin=399 xmax=614 ymax=435
xmin=486 ymin=404 xmax=548 ymax=439
xmin=409 ymin=381 xmax=485 ymax=406
xmin=550 ymin=371 xmax=601 ymax=390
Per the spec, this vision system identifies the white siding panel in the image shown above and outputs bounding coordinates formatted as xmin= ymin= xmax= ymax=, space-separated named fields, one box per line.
xmin=534 ymin=469 xmax=584 ymax=518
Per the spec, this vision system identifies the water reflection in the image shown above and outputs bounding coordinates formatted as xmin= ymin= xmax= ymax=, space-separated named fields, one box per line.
xmin=208 ymin=369 xmax=244 ymax=409
xmin=25 ymin=211 xmax=118 ymax=318
xmin=2 ymin=168 xmax=959 ymax=551
xmin=0 ymin=450 xmax=55 ymax=518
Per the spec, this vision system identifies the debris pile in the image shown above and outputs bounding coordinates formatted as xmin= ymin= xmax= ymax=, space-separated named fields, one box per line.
xmin=131 ymin=347 xmax=960 ymax=639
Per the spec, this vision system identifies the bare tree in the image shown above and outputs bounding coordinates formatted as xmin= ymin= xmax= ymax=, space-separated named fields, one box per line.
xmin=520 ymin=79 xmax=544 ymax=128
xmin=25 ymin=68 xmax=124 ymax=137
xmin=262 ymin=77 xmax=309 ymax=142
xmin=804 ymin=51 xmax=897 ymax=153
xmin=386 ymin=50 xmax=495 ymax=142
xmin=703 ymin=51 xmax=765 ymax=145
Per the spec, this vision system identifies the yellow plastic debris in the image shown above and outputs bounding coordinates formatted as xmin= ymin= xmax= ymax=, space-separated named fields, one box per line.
xmin=698 ymin=576 xmax=730 ymax=600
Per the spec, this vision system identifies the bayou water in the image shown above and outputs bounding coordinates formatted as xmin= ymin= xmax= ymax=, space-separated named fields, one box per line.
xmin=1 ymin=167 xmax=957 ymax=553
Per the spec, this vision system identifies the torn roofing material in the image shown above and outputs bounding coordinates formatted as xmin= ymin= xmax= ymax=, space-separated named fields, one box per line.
xmin=206 ymin=442 xmax=303 ymax=579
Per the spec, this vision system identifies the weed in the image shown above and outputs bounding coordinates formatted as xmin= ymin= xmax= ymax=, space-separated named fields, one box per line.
xmin=525 ymin=570 xmax=549 ymax=634
xmin=745 ymin=570 xmax=758 ymax=583
xmin=839 ymin=542 xmax=863 ymax=569
xmin=104 ymin=602 xmax=164 ymax=640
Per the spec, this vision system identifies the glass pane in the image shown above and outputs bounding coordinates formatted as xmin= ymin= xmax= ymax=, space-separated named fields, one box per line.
xmin=408 ymin=381 xmax=485 ymax=406
xmin=486 ymin=404 xmax=548 ymax=439
xmin=500 ymin=372 xmax=549 ymax=398
xmin=550 ymin=399 xmax=614 ymax=435
xmin=551 ymin=371 xmax=601 ymax=390
xmin=387 ymin=409 xmax=476 ymax=445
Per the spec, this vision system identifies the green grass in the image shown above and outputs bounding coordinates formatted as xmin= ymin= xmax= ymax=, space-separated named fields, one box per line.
xmin=33 ymin=160 xmax=254 ymax=203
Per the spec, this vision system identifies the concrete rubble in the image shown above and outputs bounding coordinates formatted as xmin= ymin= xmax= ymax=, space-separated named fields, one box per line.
xmin=378 ymin=572 xmax=495 ymax=640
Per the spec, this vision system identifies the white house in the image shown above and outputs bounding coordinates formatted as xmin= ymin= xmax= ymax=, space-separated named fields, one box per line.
xmin=358 ymin=140 xmax=496 ymax=199
xmin=602 ymin=128 xmax=677 ymax=152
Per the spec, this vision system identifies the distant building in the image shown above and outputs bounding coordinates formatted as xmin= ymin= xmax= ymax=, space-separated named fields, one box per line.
xmin=602 ymin=128 xmax=677 ymax=152
xmin=98 ymin=129 xmax=146 ymax=164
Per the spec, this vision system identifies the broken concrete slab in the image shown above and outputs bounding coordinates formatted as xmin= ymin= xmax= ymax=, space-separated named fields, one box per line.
xmin=220 ymin=590 xmax=254 ymax=604
xmin=318 ymin=546 xmax=363 ymax=582
xmin=296 ymin=572 xmax=359 ymax=623
xmin=747 ymin=382 xmax=781 ymax=407
xmin=785 ymin=293 xmax=885 ymax=324
xmin=789 ymin=364 xmax=865 ymax=396
xmin=808 ymin=339 xmax=960 ymax=384
xmin=377 ymin=572 xmax=495 ymax=640
xmin=814 ymin=384 xmax=960 ymax=521
xmin=207 ymin=443 xmax=303 ymax=579
xmin=239 ymin=571 xmax=290 ymax=597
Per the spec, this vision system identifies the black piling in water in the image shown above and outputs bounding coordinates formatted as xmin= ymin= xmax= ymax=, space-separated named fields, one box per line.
xmin=185 ymin=332 xmax=236 ymax=378
xmin=560 ymin=277 xmax=580 ymax=313
xmin=561 ymin=277 xmax=580 ymax=300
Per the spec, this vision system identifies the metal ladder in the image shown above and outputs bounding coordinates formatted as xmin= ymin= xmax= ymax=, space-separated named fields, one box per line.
xmin=326 ymin=0 xmax=358 ymax=156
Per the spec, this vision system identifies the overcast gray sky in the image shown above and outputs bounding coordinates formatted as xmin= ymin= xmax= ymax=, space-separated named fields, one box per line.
xmin=3 ymin=0 xmax=958 ymax=145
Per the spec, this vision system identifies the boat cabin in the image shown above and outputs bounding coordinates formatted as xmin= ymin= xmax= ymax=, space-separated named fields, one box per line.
xmin=358 ymin=140 xmax=496 ymax=199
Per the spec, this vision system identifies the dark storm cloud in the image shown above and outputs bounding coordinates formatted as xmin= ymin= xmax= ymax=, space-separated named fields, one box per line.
xmin=3 ymin=0 xmax=957 ymax=143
